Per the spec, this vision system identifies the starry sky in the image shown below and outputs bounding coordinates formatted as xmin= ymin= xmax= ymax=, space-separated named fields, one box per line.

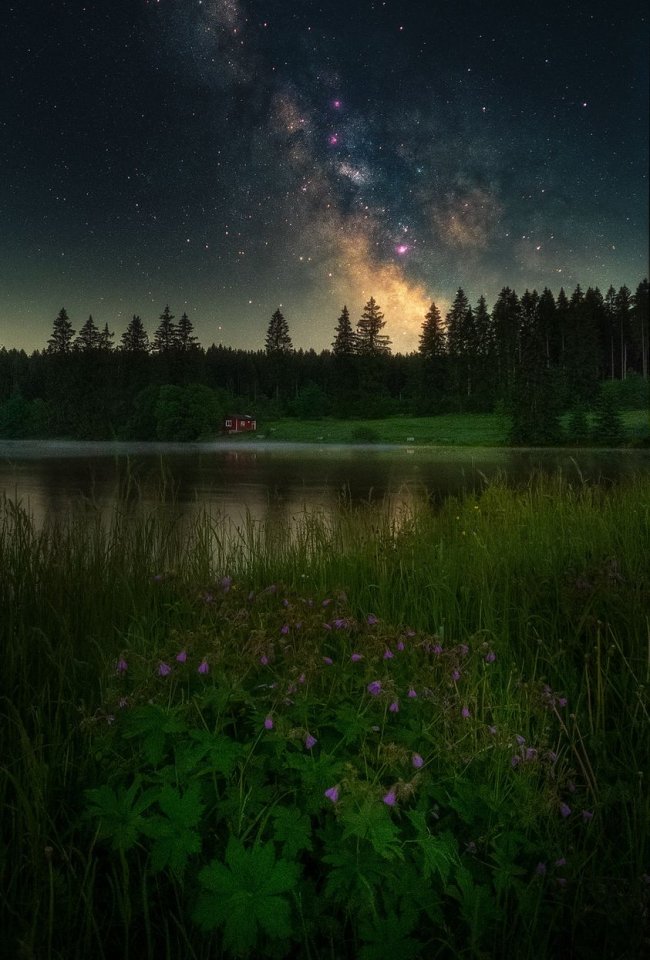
xmin=1 ymin=0 xmax=648 ymax=354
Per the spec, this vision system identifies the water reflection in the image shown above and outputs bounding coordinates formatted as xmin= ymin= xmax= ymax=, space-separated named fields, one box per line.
xmin=0 ymin=440 xmax=648 ymax=531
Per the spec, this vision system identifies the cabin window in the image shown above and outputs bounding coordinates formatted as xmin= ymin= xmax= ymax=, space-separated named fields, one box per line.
xmin=225 ymin=419 xmax=232 ymax=427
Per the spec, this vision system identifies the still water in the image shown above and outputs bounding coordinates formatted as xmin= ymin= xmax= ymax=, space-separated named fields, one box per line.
xmin=1 ymin=440 xmax=648 ymax=529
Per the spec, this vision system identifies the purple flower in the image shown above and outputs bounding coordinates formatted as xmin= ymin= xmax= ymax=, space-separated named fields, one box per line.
xmin=298 ymin=673 xmax=306 ymax=684
xmin=485 ymin=651 xmax=496 ymax=663
xmin=555 ymin=857 xmax=566 ymax=867
xmin=389 ymin=700 xmax=399 ymax=713
xmin=516 ymin=735 xmax=526 ymax=746
xmin=367 ymin=680 xmax=382 ymax=696
xmin=525 ymin=747 xmax=538 ymax=761
xmin=412 ymin=753 xmax=424 ymax=769
xmin=198 ymin=659 xmax=209 ymax=675
xmin=459 ymin=644 xmax=469 ymax=657
xmin=322 ymin=598 xmax=332 ymax=607
xmin=324 ymin=785 xmax=339 ymax=803
xmin=333 ymin=618 xmax=348 ymax=629
xmin=264 ymin=715 xmax=274 ymax=730
xmin=396 ymin=640 xmax=405 ymax=652
xmin=535 ymin=862 xmax=547 ymax=877
xmin=558 ymin=697 xmax=568 ymax=708
xmin=461 ymin=706 xmax=471 ymax=719
xmin=116 ymin=658 xmax=128 ymax=674
xmin=407 ymin=688 xmax=417 ymax=699
xmin=202 ymin=592 xmax=214 ymax=604
xmin=451 ymin=669 xmax=461 ymax=682
xmin=559 ymin=802 xmax=571 ymax=818
xmin=432 ymin=643 xmax=443 ymax=655
xmin=367 ymin=613 xmax=378 ymax=626
xmin=282 ymin=598 xmax=290 ymax=607
xmin=280 ymin=624 xmax=290 ymax=635
xmin=383 ymin=789 xmax=397 ymax=806
xmin=351 ymin=653 xmax=363 ymax=662
xmin=511 ymin=755 xmax=521 ymax=768
xmin=220 ymin=576 xmax=232 ymax=592
xmin=158 ymin=662 xmax=171 ymax=677
xmin=582 ymin=809 xmax=594 ymax=822
xmin=322 ymin=656 xmax=333 ymax=665
xmin=304 ymin=733 xmax=317 ymax=750
xmin=383 ymin=648 xmax=394 ymax=660
xmin=176 ymin=650 xmax=187 ymax=663
xmin=260 ymin=654 xmax=269 ymax=666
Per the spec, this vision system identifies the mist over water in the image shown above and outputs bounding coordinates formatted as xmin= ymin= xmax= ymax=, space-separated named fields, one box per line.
xmin=0 ymin=440 xmax=648 ymax=530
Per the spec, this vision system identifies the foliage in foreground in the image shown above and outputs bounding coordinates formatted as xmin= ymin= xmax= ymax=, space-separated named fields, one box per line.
xmin=0 ymin=476 xmax=649 ymax=958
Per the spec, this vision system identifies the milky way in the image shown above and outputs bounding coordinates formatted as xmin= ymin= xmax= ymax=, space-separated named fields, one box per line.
xmin=1 ymin=0 xmax=647 ymax=352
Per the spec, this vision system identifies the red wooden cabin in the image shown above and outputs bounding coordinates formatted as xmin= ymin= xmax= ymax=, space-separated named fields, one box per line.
xmin=223 ymin=414 xmax=257 ymax=434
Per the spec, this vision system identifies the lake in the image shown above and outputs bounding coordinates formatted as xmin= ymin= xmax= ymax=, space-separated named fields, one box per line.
xmin=1 ymin=440 xmax=648 ymax=530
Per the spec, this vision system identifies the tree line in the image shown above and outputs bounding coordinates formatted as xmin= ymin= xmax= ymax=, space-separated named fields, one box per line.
xmin=0 ymin=281 xmax=647 ymax=444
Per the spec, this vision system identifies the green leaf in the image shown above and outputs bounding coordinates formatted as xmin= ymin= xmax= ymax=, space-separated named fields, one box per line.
xmin=271 ymin=805 xmax=313 ymax=859
xmin=122 ymin=705 xmax=186 ymax=766
xmin=193 ymin=837 xmax=299 ymax=954
xmin=358 ymin=911 xmax=422 ymax=960
xmin=175 ymin=730 xmax=243 ymax=779
xmin=141 ymin=783 xmax=204 ymax=876
xmin=85 ymin=779 xmax=156 ymax=853
xmin=340 ymin=799 xmax=403 ymax=860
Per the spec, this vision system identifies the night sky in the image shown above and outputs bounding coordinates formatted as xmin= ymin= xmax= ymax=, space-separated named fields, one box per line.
xmin=2 ymin=0 xmax=648 ymax=354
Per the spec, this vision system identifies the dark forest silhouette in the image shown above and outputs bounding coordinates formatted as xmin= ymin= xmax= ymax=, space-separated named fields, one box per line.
xmin=0 ymin=281 xmax=648 ymax=444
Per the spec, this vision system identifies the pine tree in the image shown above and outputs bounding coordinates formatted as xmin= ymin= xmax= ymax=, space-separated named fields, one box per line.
xmin=46 ymin=308 xmax=76 ymax=354
xmin=537 ymin=288 xmax=558 ymax=366
xmin=445 ymin=289 xmax=474 ymax=399
xmin=418 ymin=301 xmax=445 ymax=360
xmin=265 ymin=308 xmax=293 ymax=354
xmin=356 ymin=297 xmax=391 ymax=356
xmin=632 ymin=278 xmax=649 ymax=380
xmin=614 ymin=285 xmax=632 ymax=379
xmin=177 ymin=312 xmax=199 ymax=351
xmin=99 ymin=323 xmax=114 ymax=351
xmin=491 ymin=287 xmax=521 ymax=398
xmin=152 ymin=305 xmax=177 ymax=354
xmin=332 ymin=305 xmax=357 ymax=357
xmin=75 ymin=314 xmax=101 ymax=351
xmin=120 ymin=315 xmax=150 ymax=353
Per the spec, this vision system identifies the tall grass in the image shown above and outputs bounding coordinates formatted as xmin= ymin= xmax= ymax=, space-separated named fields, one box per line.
xmin=1 ymin=474 xmax=648 ymax=958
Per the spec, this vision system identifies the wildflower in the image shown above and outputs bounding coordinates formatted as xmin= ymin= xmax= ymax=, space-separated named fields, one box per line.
xmin=118 ymin=697 xmax=128 ymax=709
xmin=176 ymin=650 xmax=187 ymax=663
xmin=459 ymin=643 xmax=469 ymax=657
xmin=333 ymin=618 xmax=348 ymax=629
xmin=383 ymin=789 xmax=397 ymax=806
xmin=220 ymin=576 xmax=232 ymax=592
xmin=525 ymin=747 xmax=538 ymax=761
xmin=322 ymin=656 xmax=334 ymax=665
xmin=407 ymin=688 xmax=417 ymax=698
xmin=264 ymin=715 xmax=274 ymax=730
xmin=324 ymin=785 xmax=339 ymax=803
xmin=367 ymin=680 xmax=382 ymax=696
xmin=383 ymin=648 xmax=394 ymax=660
xmin=412 ymin=753 xmax=424 ymax=768
xmin=555 ymin=857 xmax=566 ymax=867
xmin=116 ymin=658 xmax=128 ymax=674
xmin=367 ymin=613 xmax=378 ymax=626
xmin=557 ymin=697 xmax=568 ymax=708
xmin=280 ymin=624 xmax=289 ymax=635
xmin=396 ymin=640 xmax=405 ymax=651
xmin=515 ymin=734 xmax=526 ymax=746
xmin=322 ymin=598 xmax=332 ymax=607
xmin=535 ymin=862 xmax=547 ymax=877
xmin=282 ymin=598 xmax=290 ymax=607
xmin=511 ymin=755 xmax=521 ymax=768
xmin=351 ymin=653 xmax=363 ymax=662
xmin=559 ymin=802 xmax=571 ymax=818
xmin=582 ymin=809 xmax=594 ymax=822
xmin=389 ymin=700 xmax=399 ymax=713
xmin=202 ymin=591 xmax=214 ymax=604
xmin=198 ymin=659 xmax=209 ymax=675
xmin=451 ymin=669 xmax=461 ymax=682
xmin=260 ymin=655 xmax=269 ymax=666
xmin=298 ymin=673 xmax=306 ymax=684
xmin=461 ymin=706 xmax=471 ymax=719
xmin=304 ymin=733 xmax=317 ymax=750
xmin=432 ymin=643 xmax=443 ymax=655
xmin=485 ymin=651 xmax=496 ymax=663
xmin=158 ymin=662 xmax=171 ymax=677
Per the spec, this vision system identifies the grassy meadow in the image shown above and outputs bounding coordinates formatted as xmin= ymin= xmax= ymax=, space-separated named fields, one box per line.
xmin=255 ymin=409 xmax=649 ymax=446
xmin=1 ymin=473 xmax=649 ymax=958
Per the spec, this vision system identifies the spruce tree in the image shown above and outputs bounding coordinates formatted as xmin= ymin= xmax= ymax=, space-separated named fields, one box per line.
xmin=99 ymin=322 xmax=114 ymax=351
xmin=265 ymin=308 xmax=293 ymax=354
xmin=418 ymin=301 xmax=445 ymax=360
xmin=152 ymin=305 xmax=177 ymax=354
xmin=332 ymin=305 xmax=357 ymax=357
xmin=177 ymin=312 xmax=199 ymax=351
xmin=75 ymin=314 xmax=101 ymax=351
xmin=120 ymin=315 xmax=150 ymax=353
xmin=632 ymin=278 xmax=649 ymax=380
xmin=356 ymin=297 xmax=391 ymax=356
xmin=46 ymin=308 xmax=75 ymax=354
